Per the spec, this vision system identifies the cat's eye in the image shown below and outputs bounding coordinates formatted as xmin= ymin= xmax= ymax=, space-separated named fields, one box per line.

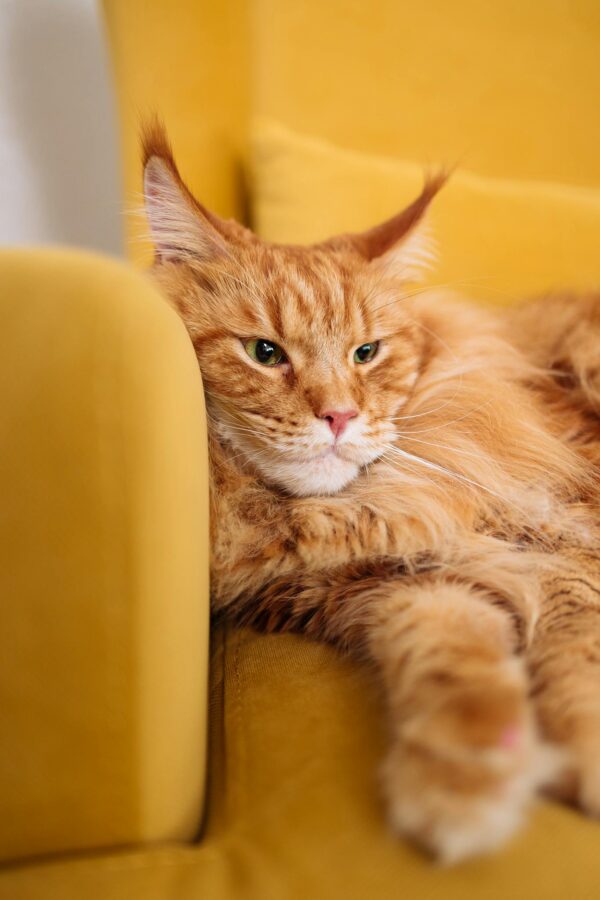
xmin=353 ymin=341 xmax=380 ymax=364
xmin=244 ymin=338 xmax=287 ymax=367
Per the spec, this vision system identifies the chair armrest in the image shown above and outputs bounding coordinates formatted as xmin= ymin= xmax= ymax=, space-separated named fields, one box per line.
xmin=0 ymin=249 xmax=209 ymax=863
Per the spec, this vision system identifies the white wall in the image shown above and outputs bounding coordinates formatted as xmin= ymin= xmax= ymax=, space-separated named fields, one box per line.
xmin=0 ymin=0 xmax=122 ymax=255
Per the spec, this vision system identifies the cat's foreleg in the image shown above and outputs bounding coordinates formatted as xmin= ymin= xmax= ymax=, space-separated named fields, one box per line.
xmin=365 ymin=576 xmax=552 ymax=863
xmin=211 ymin=490 xmax=433 ymax=610
xmin=235 ymin=566 xmax=549 ymax=863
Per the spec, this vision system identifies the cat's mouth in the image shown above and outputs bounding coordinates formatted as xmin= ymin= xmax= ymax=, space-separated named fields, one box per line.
xmin=313 ymin=446 xmax=340 ymax=460
xmin=305 ymin=442 xmax=379 ymax=466
xmin=226 ymin=432 xmax=383 ymax=495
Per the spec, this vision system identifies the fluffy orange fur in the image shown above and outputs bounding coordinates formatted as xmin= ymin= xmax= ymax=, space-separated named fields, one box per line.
xmin=143 ymin=123 xmax=600 ymax=863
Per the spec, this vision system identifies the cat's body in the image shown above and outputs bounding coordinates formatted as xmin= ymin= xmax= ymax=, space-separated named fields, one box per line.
xmin=143 ymin=123 xmax=600 ymax=862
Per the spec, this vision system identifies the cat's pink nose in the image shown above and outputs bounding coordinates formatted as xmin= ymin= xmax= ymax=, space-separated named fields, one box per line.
xmin=320 ymin=409 xmax=358 ymax=438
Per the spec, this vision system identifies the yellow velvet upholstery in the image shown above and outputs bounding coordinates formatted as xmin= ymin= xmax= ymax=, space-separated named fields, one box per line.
xmin=3 ymin=0 xmax=600 ymax=896
xmin=102 ymin=0 xmax=250 ymax=264
xmin=249 ymin=1 xmax=600 ymax=188
xmin=0 ymin=251 xmax=209 ymax=864
xmin=4 ymin=627 xmax=600 ymax=899
xmin=103 ymin=0 xmax=600 ymax=264
xmin=251 ymin=121 xmax=600 ymax=300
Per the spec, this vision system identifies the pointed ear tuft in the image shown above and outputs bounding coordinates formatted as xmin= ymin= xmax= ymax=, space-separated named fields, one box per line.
xmin=333 ymin=170 xmax=449 ymax=281
xmin=141 ymin=117 xmax=176 ymax=171
xmin=141 ymin=118 xmax=229 ymax=263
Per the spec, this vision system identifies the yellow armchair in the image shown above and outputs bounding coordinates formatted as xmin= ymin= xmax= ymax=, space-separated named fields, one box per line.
xmin=2 ymin=1 xmax=600 ymax=898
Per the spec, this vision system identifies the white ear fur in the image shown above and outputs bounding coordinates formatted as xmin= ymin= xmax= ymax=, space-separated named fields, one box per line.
xmin=371 ymin=222 xmax=438 ymax=282
xmin=144 ymin=156 xmax=227 ymax=261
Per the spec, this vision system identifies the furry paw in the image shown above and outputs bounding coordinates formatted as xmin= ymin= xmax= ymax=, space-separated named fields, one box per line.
xmin=382 ymin=661 xmax=557 ymax=863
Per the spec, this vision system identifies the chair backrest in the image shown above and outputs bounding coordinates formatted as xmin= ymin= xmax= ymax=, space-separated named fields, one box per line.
xmin=102 ymin=0 xmax=600 ymax=260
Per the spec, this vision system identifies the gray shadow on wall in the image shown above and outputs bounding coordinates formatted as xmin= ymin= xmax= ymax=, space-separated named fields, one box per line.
xmin=4 ymin=0 xmax=123 ymax=255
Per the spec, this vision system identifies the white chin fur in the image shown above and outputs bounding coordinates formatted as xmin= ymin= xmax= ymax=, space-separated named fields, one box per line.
xmin=261 ymin=453 xmax=360 ymax=496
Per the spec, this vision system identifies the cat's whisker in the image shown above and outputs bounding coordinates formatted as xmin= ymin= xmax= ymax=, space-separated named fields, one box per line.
xmin=370 ymin=275 xmax=515 ymax=313
xmin=374 ymin=450 xmax=451 ymax=493
xmin=220 ymin=423 xmax=276 ymax=440
xmin=222 ymin=431 xmax=299 ymax=457
xmin=224 ymin=444 xmax=285 ymax=466
xmin=390 ymin=392 xmax=464 ymax=422
xmin=370 ymin=282 xmax=434 ymax=312
xmin=390 ymin=399 xmax=494 ymax=434
xmin=407 ymin=316 xmax=459 ymax=362
xmin=391 ymin=407 xmax=453 ymax=421
xmin=206 ymin=265 xmax=267 ymax=311
xmin=206 ymin=406 xmax=278 ymax=439
xmin=380 ymin=442 xmax=524 ymax=512
xmin=228 ymin=429 xmax=311 ymax=454
xmin=385 ymin=335 xmax=466 ymax=429
xmin=371 ymin=279 xmax=473 ymax=313
xmin=211 ymin=418 xmax=310 ymax=453
xmin=360 ymin=264 xmax=403 ymax=311
xmin=395 ymin=434 xmax=486 ymax=462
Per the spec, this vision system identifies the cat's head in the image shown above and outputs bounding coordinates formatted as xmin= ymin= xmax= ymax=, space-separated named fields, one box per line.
xmin=143 ymin=124 xmax=445 ymax=496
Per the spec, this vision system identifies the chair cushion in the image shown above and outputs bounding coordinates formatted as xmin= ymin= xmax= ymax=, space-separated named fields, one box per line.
xmin=4 ymin=626 xmax=600 ymax=899
xmin=250 ymin=120 xmax=600 ymax=303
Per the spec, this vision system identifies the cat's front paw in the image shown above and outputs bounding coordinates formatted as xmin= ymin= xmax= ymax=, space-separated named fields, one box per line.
xmin=383 ymin=739 xmax=537 ymax=864
xmin=382 ymin=663 xmax=554 ymax=863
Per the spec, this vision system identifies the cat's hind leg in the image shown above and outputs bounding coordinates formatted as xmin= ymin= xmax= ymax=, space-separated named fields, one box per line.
xmin=528 ymin=547 xmax=600 ymax=815
xmin=512 ymin=292 xmax=600 ymax=412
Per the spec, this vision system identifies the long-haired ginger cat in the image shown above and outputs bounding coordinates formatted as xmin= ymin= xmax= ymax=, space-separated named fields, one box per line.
xmin=142 ymin=124 xmax=600 ymax=864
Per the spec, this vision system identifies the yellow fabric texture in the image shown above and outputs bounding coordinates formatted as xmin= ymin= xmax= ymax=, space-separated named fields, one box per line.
xmin=4 ymin=0 xmax=600 ymax=895
xmin=251 ymin=121 xmax=600 ymax=301
xmin=0 ymin=251 xmax=209 ymax=863
xmin=102 ymin=0 xmax=600 ymax=266
xmin=249 ymin=0 xmax=600 ymax=189
xmin=4 ymin=627 xmax=600 ymax=900
xmin=102 ymin=0 xmax=250 ymax=264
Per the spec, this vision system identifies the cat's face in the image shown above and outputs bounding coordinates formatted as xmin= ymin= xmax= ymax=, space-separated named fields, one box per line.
xmin=159 ymin=244 xmax=426 ymax=495
xmin=143 ymin=125 xmax=443 ymax=496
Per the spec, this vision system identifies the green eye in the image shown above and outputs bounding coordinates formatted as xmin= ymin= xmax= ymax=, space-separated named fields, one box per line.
xmin=353 ymin=341 xmax=379 ymax=364
xmin=244 ymin=338 xmax=286 ymax=367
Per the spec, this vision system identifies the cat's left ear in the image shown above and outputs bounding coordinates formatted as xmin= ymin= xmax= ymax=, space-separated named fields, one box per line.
xmin=333 ymin=172 xmax=448 ymax=281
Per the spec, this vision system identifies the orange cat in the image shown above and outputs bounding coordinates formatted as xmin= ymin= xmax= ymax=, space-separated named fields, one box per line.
xmin=143 ymin=123 xmax=600 ymax=863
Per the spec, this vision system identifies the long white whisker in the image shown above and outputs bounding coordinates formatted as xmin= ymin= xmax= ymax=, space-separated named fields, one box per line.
xmin=370 ymin=275 xmax=513 ymax=313
xmin=224 ymin=446 xmax=269 ymax=464
xmin=381 ymin=443 xmax=522 ymax=511
xmin=218 ymin=423 xmax=275 ymax=440
xmin=391 ymin=399 xmax=493 ymax=434
xmin=395 ymin=435 xmax=484 ymax=462
xmin=207 ymin=265 xmax=268 ymax=311
xmin=371 ymin=279 xmax=471 ymax=313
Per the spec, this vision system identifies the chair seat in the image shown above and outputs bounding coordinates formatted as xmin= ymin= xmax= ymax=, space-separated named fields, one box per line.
xmin=3 ymin=625 xmax=600 ymax=900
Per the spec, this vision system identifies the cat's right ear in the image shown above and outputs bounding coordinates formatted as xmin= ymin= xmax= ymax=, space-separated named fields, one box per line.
xmin=325 ymin=172 xmax=448 ymax=282
xmin=142 ymin=121 xmax=230 ymax=263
